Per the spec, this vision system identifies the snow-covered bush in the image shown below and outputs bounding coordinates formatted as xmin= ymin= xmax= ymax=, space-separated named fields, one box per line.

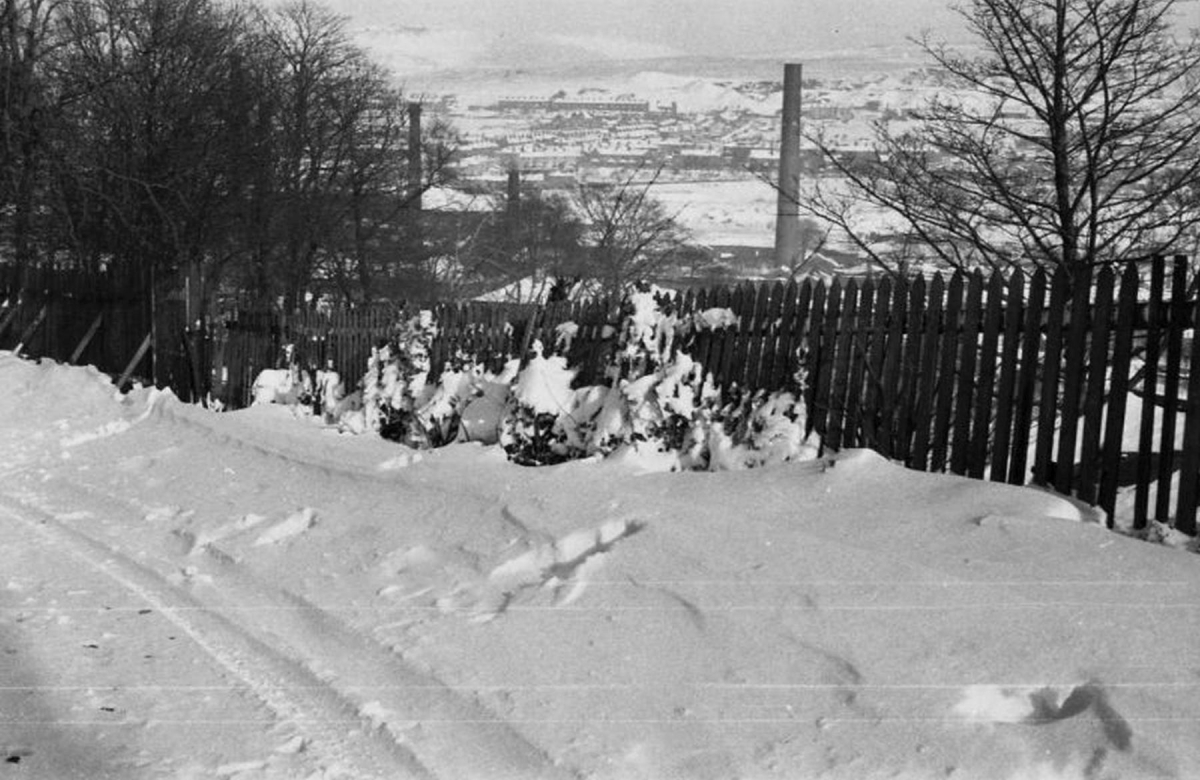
xmin=500 ymin=287 xmax=821 ymax=470
xmin=361 ymin=311 xmax=439 ymax=445
xmin=251 ymin=344 xmax=313 ymax=407
xmin=499 ymin=340 xmax=579 ymax=465
xmin=348 ymin=293 xmax=820 ymax=472
xmin=354 ymin=311 xmax=514 ymax=446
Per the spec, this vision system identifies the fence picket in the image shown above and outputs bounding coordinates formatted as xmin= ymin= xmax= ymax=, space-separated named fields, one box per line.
xmin=743 ymin=283 xmax=772 ymax=388
xmin=758 ymin=282 xmax=786 ymax=391
xmin=909 ymin=274 xmax=944 ymax=471
xmin=1155 ymin=257 xmax=1190 ymax=519
xmin=1077 ymin=267 xmax=1116 ymax=505
xmin=950 ymin=271 xmax=984 ymax=475
xmin=931 ymin=272 xmax=964 ymax=472
xmin=804 ymin=282 xmax=827 ymax=440
xmin=1033 ymin=269 xmax=1070 ymax=485
xmin=893 ymin=275 xmax=926 ymax=464
xmin=1174 ymin=269 xmax=1200 ymax=535
xmin=811 ymin=280 xmax=844 ymax=438
xmin=1097 ymin=264 xmax=1142 ymax=523
xmin=1007 ymin=269 xmax=1046 ymax=484
xmin=841 ymin=277 xmax=875 ymax=450
xmin=719 ymin=285 xmax=745 ymax=390
xmin=826 ymin=279 xmax=860 ymax=451
xmin=1055 ymin=266 xmax=1095 ymax=495
xmin=968 ymin=273 xmax=1004 ymax=479
xmin=709 ymin=286 xmax=733 ymax=387
xmin=991 ymin=273 xmax=1024 ymax=482
xmin=860 ymin=276 xmax=892 ymax=452
xmin=879 ymin=275 xmax=909 ymax=458
xmin=1133 ymin=258 xmax=1166 ymax=527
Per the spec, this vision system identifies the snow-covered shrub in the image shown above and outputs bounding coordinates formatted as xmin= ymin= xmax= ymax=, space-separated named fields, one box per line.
xmin=251 ymin=344 xmax=314 ymax=407
xmin=413 ymin=356 xmax=493 ymax=447
xmin=500 ymin=340 xmax=578 ymax=465
xmin=361 ymin=311 xmax=439 ymax=445
xmin=554 ymin=321 xmax=580 ymax=355
xmin=351 ymin=292 xmax=820 ymax=472
xmin=458 ymin=362 xmax=519 ymax=445
xmin=499 ymin=287 xmax=820 ymax=470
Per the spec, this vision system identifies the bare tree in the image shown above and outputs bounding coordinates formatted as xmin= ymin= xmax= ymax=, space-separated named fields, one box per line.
xmin=0 ymin=0 xmax=64 ymax=273
xmin=53 ymin=0 xmax=252 ymax=279
xmin=448 ymin=180 xmax=585 ymax=302
xmin=574 ymin=165 xmax=691 ymax=299
xmin=803 ymin=0 xmax=1200 ymax=278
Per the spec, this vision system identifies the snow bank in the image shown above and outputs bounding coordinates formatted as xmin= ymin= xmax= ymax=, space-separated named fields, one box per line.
xmin=4 ymin=351 xmax=1200 ymax=779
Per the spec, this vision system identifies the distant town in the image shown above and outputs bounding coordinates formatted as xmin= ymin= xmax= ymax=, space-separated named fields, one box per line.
xmin=432 ymin=71 xmax=934 ymax=184
xmin=415 ymin=65 xmax=997 ymax=279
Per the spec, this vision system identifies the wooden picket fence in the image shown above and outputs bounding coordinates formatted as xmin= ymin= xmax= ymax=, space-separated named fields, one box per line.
xmin=0 ymin=264 xmax=194 ymax=393
xmin=3 ymin=256 xmax=1200 ymax=535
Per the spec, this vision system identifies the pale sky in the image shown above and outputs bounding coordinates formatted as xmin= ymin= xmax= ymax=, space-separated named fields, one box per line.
xmin=326 ymin=0 xmax=968 ymax=59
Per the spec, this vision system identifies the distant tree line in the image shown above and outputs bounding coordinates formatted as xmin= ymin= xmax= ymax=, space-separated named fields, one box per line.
xmin=0 ymin=0 xmax=458 ymax=308
xmin=0 ymin=0 xmax=733 ymax=311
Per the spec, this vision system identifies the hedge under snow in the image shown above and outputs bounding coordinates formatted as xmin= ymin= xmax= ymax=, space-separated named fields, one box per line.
xmin=263 ymin=290 xmax=820 ymax=471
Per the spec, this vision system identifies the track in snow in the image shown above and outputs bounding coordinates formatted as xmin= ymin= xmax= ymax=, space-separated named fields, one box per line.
xmin=0 ymin=494 xmax=423 ymax=779
xmin=0 ymin=485 xmax=575 ymax=780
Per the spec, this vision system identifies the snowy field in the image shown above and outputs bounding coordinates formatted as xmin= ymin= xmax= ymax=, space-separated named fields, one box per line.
xmin=647 ymin=179 xmax=780 ymax=249
xmin=2 ymin=349 xmax=1200 ymax=779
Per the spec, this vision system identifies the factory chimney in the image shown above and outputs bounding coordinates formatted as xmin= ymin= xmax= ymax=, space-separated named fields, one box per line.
xmin=774 ymin=63 xmax=803 ymax=269
xmin=506 ymin=166 xmax=522 ymax=246
xmin=407 ymin=102 xmax=423 ymax=210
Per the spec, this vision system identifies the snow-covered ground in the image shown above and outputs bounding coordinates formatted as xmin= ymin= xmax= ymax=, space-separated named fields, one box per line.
xmin=2 ymin=349 xmax=1199 ymax=779
xmin=648 ymin=179 xmax=780 ymax=249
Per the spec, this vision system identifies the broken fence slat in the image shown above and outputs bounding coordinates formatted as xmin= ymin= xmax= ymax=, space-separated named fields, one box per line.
xmin=117 ymin=333 xmax=153 ymax=391
xmin=0 ymin=299 xmax=21 ymax=340
xmin=14 ymin=304 xmax=48 ymax=356
xmin=70 ymin=312 xmax=104 ymax=364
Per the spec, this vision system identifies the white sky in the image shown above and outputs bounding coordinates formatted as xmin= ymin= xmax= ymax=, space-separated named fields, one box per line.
xmin=322 ymin=0 xmax=1200 ymax=75
xmin=324 ymin=0 xmax=968 ymax=58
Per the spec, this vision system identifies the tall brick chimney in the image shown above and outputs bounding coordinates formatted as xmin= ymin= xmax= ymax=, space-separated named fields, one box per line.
xmin=506 ymin=166 xmax=521 ymax=246
xmin=774 ymin=63 xmax=803 ymax=269
xmin=407 ymin=102 xmax=423 ymax=210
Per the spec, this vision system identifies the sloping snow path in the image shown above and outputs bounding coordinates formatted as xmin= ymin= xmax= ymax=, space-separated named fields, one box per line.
xmin=2 ymin=351 xmax=1199 ymax=779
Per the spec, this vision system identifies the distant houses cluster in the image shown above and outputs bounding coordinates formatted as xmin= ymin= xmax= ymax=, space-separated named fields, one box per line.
xmin=496 ymin=96 xmax=668 ymax=114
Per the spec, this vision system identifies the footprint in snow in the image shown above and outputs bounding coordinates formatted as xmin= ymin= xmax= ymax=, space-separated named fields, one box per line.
xmin=450 ymin=516 xmax=645 ymax=622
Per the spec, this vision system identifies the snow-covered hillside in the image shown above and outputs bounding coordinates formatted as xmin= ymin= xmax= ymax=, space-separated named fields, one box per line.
xmin=2 ymin=350 xmax=1199 ymax=779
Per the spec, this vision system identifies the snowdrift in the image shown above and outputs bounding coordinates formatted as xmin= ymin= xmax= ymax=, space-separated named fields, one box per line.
xmin=2 ymin=350 xmax=1199 ymax=780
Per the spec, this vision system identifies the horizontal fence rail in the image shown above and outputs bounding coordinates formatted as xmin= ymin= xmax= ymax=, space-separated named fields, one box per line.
xmin=2 ymin=256 xmax=1198 ymax=535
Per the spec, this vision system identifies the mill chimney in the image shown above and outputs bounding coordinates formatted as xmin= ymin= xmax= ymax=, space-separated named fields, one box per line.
xmin=506 ymin=167 xmax=521 ymax=219
xmin=774 ymin=63 xmax=803 ymax=269
xmin=506 ymin=166 xmax=522 ymax=246
xmin=407 ymin=102 xmax=423 ymax=210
